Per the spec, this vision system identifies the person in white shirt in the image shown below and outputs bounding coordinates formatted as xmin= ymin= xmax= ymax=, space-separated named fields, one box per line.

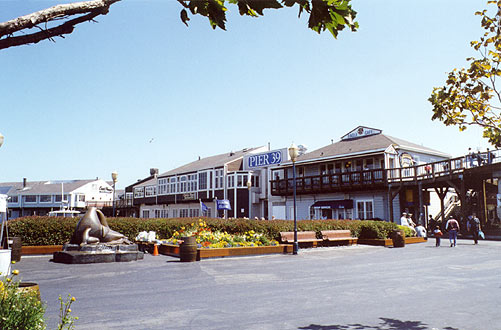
xmin=400 ymin=213 xmax=408 ymax=226
xmin=415 ymin=224 xmax=427 ymax=238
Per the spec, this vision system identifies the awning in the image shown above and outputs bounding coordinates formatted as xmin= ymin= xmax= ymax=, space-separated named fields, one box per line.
xmin=311 ymin=199 xmax=353 ymax=209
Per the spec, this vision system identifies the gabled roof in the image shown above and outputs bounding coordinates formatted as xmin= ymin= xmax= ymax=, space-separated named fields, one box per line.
xmin=0 ymin=179 xmax=103 ymax=195
xmin=158 ymin=147 xmax=265 ymax=177
xmin=287 ymin=128 xmax=449 ymax=165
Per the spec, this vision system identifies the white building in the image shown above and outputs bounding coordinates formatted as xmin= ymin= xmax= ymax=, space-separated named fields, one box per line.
xmin=128 ymin=146 xmax=291 ymax=219
xmin=0 ymin=178 xmax=114 ymax=219
xmin=270 ymin=126 xmax=451 ymax=223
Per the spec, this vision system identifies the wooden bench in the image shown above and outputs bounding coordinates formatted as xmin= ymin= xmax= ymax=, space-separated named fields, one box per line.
xmin=280 ymin=231 xmax=322 ymax=247
xmin=321 ymin=230 xmax=358 ymax=246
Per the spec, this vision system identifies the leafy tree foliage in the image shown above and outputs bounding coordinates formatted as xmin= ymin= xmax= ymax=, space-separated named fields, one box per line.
xmin=0 ymin=0 xmax=358 ymax=50
xmin=430 ymin=0 xmax=501 ymax=147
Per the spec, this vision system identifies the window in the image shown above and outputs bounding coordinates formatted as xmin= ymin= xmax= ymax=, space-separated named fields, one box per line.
xmin=145 ymin=186 xmax=156 ymax=197
xmin=55 ymin=195 xmax=69 ymax=203
xmin=198 ymin=172 xmax=208 ymax=190
xmin=180 ymin=209 xmax=189 ymax=218
xmin=252 ymin=175 xmax=259 ymax=188
xmin=24 ymin=195 xmax=37 ymax=203
xmin=189 ymin=209 xmax=199 ymax=217
xmin=78 ymin=195 xmax=85 ymax=202
xmin=215 ymin=169 xmax=224 ymax=189
xmin=134 ymin=187 xmax=144 ymax=198
xmin=228 ymin=175 xmax=234 ymax=188
xmin=40 ymin=195 xmax=52 ymax=203
xmin=155 ymin=210 xmax=161 ymax=218
xmin=169 ymin=177 xmax=177 ymax=194
xmin=142 ymin=210 xmax=150 ymax=218
xmin=158 ymin=178 xmax=168 ymax=195
xmin=8 ymin=196 xmax=18 ymax=203
xmin=188 ymin=174 xmax=197 ymax=192
xmin=357 ymin=200 xmax=374 ymax=220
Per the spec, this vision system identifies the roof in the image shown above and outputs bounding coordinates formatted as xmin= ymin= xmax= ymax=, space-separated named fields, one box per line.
xmin=158 ymin=147 xmax=265 ymax=177
xmin=0 ymin=179 xmax=102 ymax=195
xmin=286 ymin=129 xmax=450 ymax=165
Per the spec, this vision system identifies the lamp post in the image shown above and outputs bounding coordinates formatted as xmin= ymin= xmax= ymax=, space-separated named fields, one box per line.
xmin=111 ymin=171 xmax=118 ymax=217
xmin=288 ymin=143 xmax=299 ymax=255
xmin=247 ymin=174 xmax=252 ymax=219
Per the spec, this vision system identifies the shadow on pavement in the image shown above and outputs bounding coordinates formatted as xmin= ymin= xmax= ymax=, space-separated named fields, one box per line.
xmin=298 ymin=317 xmax=459 ymax=330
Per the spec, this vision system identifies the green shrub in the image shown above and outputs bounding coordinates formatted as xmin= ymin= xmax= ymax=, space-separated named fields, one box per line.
xmin=7 ymin=216 xmax=402 ymax=246
xmin=0 ymin=272 xmax=46 ymax=330
xmin=397 ymin=225 xmax=416 ymax=237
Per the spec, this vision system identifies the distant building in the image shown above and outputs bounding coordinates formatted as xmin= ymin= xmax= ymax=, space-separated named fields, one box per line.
xmin=270 ymin=126 xmax=451 ymax=222
xmin=0 ymin=178 xmax=114 ymax=219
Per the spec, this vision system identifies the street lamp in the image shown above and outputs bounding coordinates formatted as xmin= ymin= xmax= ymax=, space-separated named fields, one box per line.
xmin=288 ymin=143 xmax=299 ymax=255
xmin=111 ymin=171 xmax=118 ymax=217
xmin=247 ymin=174 xmax=252 ymax=219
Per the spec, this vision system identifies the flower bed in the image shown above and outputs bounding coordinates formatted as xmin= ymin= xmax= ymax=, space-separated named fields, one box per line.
xmin=160 ymin=219 xmax=280 ymax=249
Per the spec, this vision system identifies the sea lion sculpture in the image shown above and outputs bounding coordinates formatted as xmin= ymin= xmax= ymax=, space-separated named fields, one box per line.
xmin=70 ymin=207 xmax=131 ymax=245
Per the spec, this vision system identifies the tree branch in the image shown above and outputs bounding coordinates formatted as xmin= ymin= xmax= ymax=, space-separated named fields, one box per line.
xmin=0 ymin=9 xmax=105 ymax=50
xmin=0 ymin=0 xmax=120 ymax=38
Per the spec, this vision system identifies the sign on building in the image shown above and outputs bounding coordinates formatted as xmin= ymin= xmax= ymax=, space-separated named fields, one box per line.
xmin=245 ymin=149 xmax=285 ymax=170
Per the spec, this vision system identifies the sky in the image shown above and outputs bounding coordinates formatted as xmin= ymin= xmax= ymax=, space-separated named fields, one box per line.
xmin=0 ymin=0 xmax=494 ymax=189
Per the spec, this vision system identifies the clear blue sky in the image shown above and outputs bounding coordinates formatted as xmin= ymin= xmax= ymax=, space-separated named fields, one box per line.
xmin=0 ymin=0 xmax=492 ymax=188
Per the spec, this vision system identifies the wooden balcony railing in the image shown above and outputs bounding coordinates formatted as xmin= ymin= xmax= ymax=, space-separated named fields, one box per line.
xmin=271 ymin=150 xmax=500 ymax=196
xmin=271 ymin=168 xmax=386 ymax=195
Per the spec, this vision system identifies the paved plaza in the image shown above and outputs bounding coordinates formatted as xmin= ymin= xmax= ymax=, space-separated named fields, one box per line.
xmin=16 ymin=239 xmax=501 ymax=330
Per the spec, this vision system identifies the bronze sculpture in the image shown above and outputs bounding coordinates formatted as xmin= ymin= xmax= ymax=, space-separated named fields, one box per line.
xmin=53 ymin=207 xmax=142 ymax=264
xmin=70 ymin=207 xmax=130 ymax=245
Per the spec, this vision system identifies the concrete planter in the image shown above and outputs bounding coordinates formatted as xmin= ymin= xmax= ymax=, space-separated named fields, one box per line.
xmin=0 ymin=249 xmax=11 ymax=276
xmin=138 ymin=242 xmax=293 ymax=260
xmin=358 ymin=236 xmax=427 ymax=247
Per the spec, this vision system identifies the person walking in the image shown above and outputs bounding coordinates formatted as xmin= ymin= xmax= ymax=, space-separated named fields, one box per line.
xmin=446 ymin=216 xmax=460 ymax=247
xmin=468 ymin=213 xmax=481 ymax=245
xmin=433 ymin=226 xmax=443 ymax=247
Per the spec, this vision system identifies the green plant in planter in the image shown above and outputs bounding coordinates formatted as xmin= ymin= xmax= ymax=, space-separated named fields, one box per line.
xmin=398 ymin=225 xmax=416 ymax=238
xmin=0 ymin=268 xmax=46 ymax=330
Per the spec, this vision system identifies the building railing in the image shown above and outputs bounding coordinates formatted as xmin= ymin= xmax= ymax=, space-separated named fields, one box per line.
xmin=271 ymin=149 xmax=500 ymax=196
xmin=271 ymin=168 xmax=386 ymax=195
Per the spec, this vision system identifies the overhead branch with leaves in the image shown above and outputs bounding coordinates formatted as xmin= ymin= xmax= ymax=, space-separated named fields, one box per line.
xmin=429 ymin=0 xmax=501 ymax=147
xmin=0 ymin=0 xmax=357 ymax=50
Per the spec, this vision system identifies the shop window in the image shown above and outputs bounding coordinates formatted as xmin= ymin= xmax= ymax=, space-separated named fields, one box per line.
xmin=357 ymin=200 xmax=374 ymax=220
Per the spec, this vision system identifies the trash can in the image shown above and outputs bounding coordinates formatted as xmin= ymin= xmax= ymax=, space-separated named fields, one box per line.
xmin=180 ymin=236 xmax=198 ymax=262
xmin=391 ymin=230 xmax=405 ymax=248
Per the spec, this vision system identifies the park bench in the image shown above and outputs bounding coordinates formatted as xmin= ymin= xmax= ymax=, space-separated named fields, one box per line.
xmin=321 ymin=230 xmax=357 ymax=246
xmin=280 ymin=231 xmax=322 ymax=247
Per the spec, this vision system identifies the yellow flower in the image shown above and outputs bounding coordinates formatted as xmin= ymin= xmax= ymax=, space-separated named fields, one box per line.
xmin=71 ymin=297 xmax=76 ymax=302
xmin=12 ymin=269 xmax=19 ymax=276
xmin=11 ymin=261 xmax=15 ymax=264
xmin=6 ymin=278 xmax=11 ymax=282
xmin=68 ymin=308 xmax=72 ymax=313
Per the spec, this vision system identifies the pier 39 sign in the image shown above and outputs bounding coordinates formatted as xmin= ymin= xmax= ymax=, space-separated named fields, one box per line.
xmin=247 ymin=150 xmax=283 ymax=169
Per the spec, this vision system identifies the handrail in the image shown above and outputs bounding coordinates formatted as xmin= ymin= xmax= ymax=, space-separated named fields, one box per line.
xmin=271 ymin=149 xmax=500 ymax=195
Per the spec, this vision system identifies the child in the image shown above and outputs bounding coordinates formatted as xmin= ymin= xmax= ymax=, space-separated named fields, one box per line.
xmin=433 ymin=226 xmax=443 ymax=247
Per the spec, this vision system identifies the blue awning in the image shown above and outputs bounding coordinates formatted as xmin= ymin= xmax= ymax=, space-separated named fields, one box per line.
xmin=311 ymin=200 xmax=353 ymax=209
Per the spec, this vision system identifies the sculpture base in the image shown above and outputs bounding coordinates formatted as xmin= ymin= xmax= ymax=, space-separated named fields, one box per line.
xmin=52 ymin=243 xmax=144 ymax=264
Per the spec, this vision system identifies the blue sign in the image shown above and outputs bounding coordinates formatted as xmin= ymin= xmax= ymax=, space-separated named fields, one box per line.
xmin=248 ymin=151 xmax=282 ymax=168
xmin=216 ymin=199 xmax=232 ymax=211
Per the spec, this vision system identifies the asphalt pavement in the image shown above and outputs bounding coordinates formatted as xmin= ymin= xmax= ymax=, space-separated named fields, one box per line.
xmin=15 ymin=239 xmax=501 ymax=330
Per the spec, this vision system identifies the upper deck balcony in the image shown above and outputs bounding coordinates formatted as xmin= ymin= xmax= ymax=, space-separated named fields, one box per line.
xmin=271 ymin=168 xmax=387 ymax=196
xmin=271 ymin=150 xmax=501 ymax=196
